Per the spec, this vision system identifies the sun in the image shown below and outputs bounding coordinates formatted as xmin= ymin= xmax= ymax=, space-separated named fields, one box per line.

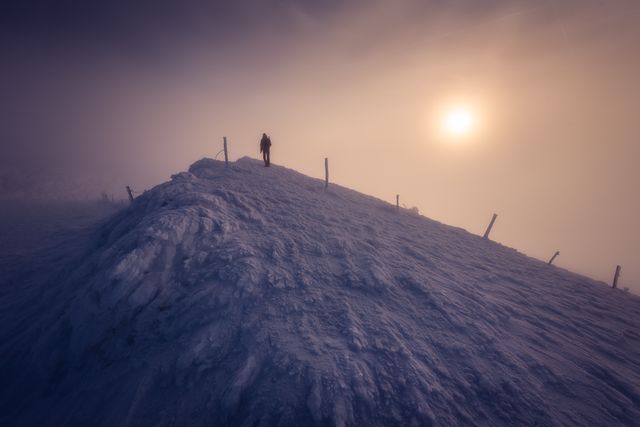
xmin=444 ymin=108 xmax=474 ymax=136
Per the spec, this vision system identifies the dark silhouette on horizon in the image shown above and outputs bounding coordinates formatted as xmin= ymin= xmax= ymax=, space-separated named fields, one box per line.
xmin=260 ymin=133 xmax=272 ymax=167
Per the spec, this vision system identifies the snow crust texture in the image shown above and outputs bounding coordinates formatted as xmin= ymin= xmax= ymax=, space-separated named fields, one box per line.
xmin=1 ymin=157 xmax=639 ymax=426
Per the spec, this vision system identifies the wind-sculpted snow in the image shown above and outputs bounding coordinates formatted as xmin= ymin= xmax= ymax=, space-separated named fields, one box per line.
xmin=1 ymin=157 xmax=639 ymax=426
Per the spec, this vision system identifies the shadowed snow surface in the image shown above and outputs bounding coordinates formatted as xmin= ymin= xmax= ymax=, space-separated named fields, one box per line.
xmin=1 ymin=157 xmax=639 ymax=426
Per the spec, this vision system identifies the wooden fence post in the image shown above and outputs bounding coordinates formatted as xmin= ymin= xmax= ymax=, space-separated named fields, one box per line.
xmin=223 ymin=136 xmax=229 ymax=166
xmin=483 ymin=213 xmax=498 ymax=240
xmin=612 ymin=265 xmax=621 ymax=289
xmin=548 ymin=251 xmax=560 ymax=265
xmin=126 ymin=186 xmax=134 ymax=203
xmin=324 ymin=158 xmax=329 ymax=189
xmin=396 ymin=194 xmax=400 ymax=212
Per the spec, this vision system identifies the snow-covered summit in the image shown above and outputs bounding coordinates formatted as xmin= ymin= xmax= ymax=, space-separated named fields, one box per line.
xmin=1 ymin=157 xmax=639 ymax=426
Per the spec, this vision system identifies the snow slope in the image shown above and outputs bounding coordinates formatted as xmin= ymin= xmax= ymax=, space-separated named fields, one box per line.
xmin=0 ymin=199 xmax=123 ymax=275
xmin=1 ymin=157 xmax=639 ymax=426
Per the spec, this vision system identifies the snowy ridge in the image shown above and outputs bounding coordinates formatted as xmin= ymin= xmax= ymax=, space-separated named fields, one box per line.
xmin=1 ymin=157 xmax=639 ymax=426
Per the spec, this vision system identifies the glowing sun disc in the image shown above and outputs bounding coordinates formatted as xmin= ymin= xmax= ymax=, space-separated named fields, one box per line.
xmin=444 ymin=109 xmax=474 ymax=136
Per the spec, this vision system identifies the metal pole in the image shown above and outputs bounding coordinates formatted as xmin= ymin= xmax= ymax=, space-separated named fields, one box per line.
xmin=223 ymin=136 xmax=229 ymax=166
xmin=396 ymin=194 xmax=399 ymax=212
xmin=483 ymin=213 xmax=498 ymax=240
xmin=548 ymin=251 xmax=560 ymax=265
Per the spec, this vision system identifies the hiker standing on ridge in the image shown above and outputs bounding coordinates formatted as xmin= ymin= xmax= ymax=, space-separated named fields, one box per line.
xmin=260 ymin=133 xmax=272 ymax=167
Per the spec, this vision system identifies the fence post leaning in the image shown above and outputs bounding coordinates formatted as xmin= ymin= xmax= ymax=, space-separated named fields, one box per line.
xmin=548 ymin=251 xmax=560 ymax=265
xmin=126 ymin=186 xmax=134 ymax=203
xmin=612 ymin=265 xmax=621 ymax=289
xmin=483 ymin=213 xmax=498 ymax=240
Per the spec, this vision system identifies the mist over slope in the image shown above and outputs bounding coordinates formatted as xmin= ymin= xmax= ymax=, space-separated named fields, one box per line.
xmin=1 ymin=157 xmax=639 ymax=426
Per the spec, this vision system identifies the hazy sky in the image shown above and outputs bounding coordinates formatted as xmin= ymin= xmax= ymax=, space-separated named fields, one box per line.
xmin=1 ymin=0 xmax=639 ymax=292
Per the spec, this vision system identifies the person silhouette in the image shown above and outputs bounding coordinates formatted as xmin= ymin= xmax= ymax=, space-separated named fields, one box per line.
xmin=259 ymin=133 xmax=272 ymax=167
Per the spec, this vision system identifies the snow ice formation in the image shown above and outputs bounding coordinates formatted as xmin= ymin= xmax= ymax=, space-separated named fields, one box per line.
xmin=1 ymin=157 xmax=639 ymax=426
